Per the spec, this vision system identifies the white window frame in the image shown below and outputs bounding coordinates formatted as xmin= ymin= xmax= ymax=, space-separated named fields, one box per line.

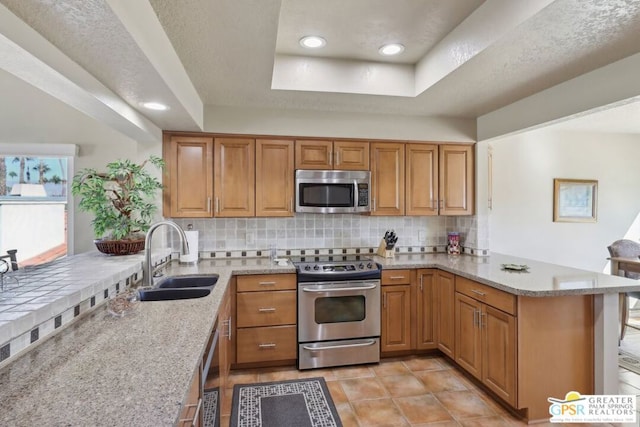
xmin=0 ymin=143 xmax=77 ymax=255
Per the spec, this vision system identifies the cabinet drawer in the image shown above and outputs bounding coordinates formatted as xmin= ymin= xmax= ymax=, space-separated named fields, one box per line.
xmin=382 ymin=269 xmax=411 ymax=285
xmin=236 ymin=325 xmax=297 ymax=363
xmin=456 ymin=276 xmax=516 ymax=315
xmin=237 ymin=274 xmax=296 ymax=292
xmin=236 ymin=291 xmax=296 ymax=327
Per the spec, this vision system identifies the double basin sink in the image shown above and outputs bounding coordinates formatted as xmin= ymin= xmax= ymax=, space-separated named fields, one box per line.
xmin=137 ymin=274 xmax=219 ymax=301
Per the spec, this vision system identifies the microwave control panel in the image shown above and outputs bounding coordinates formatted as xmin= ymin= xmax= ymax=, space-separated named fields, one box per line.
xmin=357 ymin=184 xmax=369 ymax=207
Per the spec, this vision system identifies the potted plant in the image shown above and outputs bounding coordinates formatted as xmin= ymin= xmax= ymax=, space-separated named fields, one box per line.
xmin=71 ymin=156 xmax=164 ymax=255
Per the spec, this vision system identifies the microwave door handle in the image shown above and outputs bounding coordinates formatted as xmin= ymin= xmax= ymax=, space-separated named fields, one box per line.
xmin=353 ymin=179 xmax=359 ymax=209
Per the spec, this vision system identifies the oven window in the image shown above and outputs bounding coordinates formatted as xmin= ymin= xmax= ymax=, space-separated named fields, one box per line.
xmin=315 ymin=296 xmax=365 ymax=323
xmin=299 ymin=183 xmax=354 ymax=207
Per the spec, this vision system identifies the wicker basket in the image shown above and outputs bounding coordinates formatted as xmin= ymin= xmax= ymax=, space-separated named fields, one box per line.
xmin=94 ymin=238 xmax=145 ymax=256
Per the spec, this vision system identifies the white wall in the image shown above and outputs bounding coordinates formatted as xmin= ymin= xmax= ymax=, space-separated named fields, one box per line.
xmin=489 ymin=128 xmax=640 ymax=271
xmin=205 ymin=105 xmax=476 ymax=142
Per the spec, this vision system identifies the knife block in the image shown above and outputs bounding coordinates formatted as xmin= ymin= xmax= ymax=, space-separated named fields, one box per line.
xmin=376 ymin=239 xmax=395 ymax=258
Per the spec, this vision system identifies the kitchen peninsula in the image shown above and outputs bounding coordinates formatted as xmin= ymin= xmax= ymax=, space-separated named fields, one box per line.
xmin=0 ymin=251 xmax=637 ymax=425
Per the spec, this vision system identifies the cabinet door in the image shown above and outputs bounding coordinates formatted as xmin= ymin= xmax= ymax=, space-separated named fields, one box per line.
xmin=295 ymin=140 xmax=333 ymax=169
xmin=439 ymin=145 xmax=473 ymax=215
xmin=165 ymin=135 xmax=213 ymax=218
xmin=482 ymin=305 xmax=516 ymax=405
xmin=455 ymin=292 xmax=482 ymax=380
xmin=214 ymin=138 xmax=255 ymax=217
xmin=178 ymin=361 xmax=202 ymax=427
xmin=406 ymin=144 xmax=438 ymax=216
xmin=334 ymin=141 xmax=369 ymax=170
xmin=434 ymin=271 xmax=455 ymax=358
xmin=416 ymin=269 xmax=437 ymax=349
xmin=370 ymin=142 xmax=405 ymax=216
xmin=381 ymin=284 xmax=412 ymax=352
xmin=256 ymin=139 xmax=294 ymax=217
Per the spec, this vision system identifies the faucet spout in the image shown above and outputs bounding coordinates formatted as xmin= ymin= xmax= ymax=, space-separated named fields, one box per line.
xmin=143 ymin=221 xmax=190 ymax=287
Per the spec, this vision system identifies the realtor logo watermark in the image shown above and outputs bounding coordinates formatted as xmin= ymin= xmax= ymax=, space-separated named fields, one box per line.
xmin=548 ymin=391 xmax=637 ymax=423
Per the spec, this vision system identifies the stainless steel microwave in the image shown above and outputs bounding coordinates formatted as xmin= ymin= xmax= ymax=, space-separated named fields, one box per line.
xmin=295 ymin=170 xmax=371 ymax=214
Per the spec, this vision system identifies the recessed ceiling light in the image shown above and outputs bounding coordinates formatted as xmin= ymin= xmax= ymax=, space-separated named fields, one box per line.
xmin=141 ymin=102 xmax=169 ymax=111
xmin=299 ymin=36 xmax=326 ymax=49
xmin=378 ymin=43 xmax=405 ymax=56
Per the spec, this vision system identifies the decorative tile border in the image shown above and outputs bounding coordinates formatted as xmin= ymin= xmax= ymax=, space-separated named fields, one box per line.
xmin=182 ymin=245 xmax=489 ymax=260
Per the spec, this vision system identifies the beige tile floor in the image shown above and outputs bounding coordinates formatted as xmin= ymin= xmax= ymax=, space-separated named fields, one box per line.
xmin=220 ymin=351 xmax=640 ymax=427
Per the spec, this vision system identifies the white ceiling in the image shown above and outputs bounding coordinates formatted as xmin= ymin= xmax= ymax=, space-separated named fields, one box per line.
xmin=0 ymin=0 xmax=639 ymax=143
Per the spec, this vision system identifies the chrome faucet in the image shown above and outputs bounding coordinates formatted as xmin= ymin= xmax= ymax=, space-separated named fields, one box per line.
xmin=143 ymin=220 xmax=190 ymax=287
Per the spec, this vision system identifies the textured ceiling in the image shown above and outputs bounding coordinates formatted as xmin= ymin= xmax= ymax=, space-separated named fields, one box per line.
xmin=0 ymin=0 xmax=639 ymax=139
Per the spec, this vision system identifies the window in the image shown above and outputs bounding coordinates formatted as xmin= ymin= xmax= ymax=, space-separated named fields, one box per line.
xmin=0 ymin=144 xmax=75 ymax=268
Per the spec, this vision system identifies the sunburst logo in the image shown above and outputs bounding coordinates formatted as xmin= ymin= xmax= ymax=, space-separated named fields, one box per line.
xmin=548 ymin=391 xmax=636 ymax=423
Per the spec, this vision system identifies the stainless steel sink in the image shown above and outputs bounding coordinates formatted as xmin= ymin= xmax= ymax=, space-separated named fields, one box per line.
xmin=137 ymin=274 xmax=219 ymax=301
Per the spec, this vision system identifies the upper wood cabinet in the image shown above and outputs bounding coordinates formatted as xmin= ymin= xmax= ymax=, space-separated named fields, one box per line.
xmin=406 ymin=143 xmax=474 ymax=216
xmin=439 ymin=145 xmax=474 ymax=215
xmin=370 ymin=142 xmax=405 ymax=216
xmin=164 ymin=134 xmax=214 ymax=218
xmin=295 ymin=140 xmax=369 ymax=170
xmin=214 ymin=138 xmax=255 ymax=217
xmin=406 ymin=144 xmax=438 ymax=216
xmin=256 ymin=139 xmax=294 ymax=217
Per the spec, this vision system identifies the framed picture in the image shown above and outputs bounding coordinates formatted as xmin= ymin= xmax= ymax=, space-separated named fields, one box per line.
xmin=553 ymin=179 xmax=598 ymax=223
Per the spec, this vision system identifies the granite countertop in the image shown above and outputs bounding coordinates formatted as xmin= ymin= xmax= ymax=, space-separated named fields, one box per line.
xmin=0 ymin=256 xmax=293 ymax=427
xmin=375 ymin=252 xmax=640 ymax=296
xmin=1 ymin=251 xmax=639 ymax=426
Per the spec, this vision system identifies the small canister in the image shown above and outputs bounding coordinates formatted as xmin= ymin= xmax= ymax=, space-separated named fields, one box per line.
xmin=447 ymin=232 xmax=461 ymax=255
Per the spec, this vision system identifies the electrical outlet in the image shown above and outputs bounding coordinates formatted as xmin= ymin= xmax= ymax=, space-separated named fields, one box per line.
xmin=246 ymin=232 xmax=255 ymax=245
xmin=418 ymin=231 xmax=427 ymax=242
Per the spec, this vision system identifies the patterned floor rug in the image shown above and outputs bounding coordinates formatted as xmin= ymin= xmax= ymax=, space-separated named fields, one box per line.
xmin=230 ymin=377 xmax=342 ymax=427
xmin=203 ymin=387 xmax=219 ymax=427
xmin=619 ymin=350 xmax=640 ymax=375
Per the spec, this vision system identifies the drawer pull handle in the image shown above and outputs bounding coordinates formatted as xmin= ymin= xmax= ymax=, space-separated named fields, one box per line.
xmin=258 ymin=307 xmax=276 ymax=312
xmin=471 ymin=289 xmax=486 ymax=296
xmin=258 ymin=281 xmax=276 ymax=286
xmin=389 ymin=276 xmax=405 ymax=280
xmin=258 ymin=343 xmax=276 ymax=348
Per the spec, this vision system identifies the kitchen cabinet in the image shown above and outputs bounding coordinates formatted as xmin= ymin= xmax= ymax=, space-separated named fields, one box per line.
xmin=406 ymin=144 xmax=438 ymax=216
xmin=163 ymin=134 xmax=214 ymax=218
xmin=295 ymin=140 xmax=369 ymax=170
xmin=235 ymin=274 xmax=297 ymax=365
xmin=370 ymin=142 xmax=405 ymax=216
xmin=405 ymin=143 xmax=474 ymax=216
xmin=439 ymin=145 xmax=474 ymax=215
xmin=434 ymin=270 xmax=455 ymax=358
xmin=380 ymin=270 xmax=412 ymax=353
xmin=255 ymin=139 xmax=294 ymax=217
xmin=415 ymin=269 xmax=437 ymax=350
xmin=214 ymin=137 xmax=255 ymax=217
xmin=178 ymin=363 xmax=203 ymax=427
xmin=454 ymin=276 xmax=516 ymax=405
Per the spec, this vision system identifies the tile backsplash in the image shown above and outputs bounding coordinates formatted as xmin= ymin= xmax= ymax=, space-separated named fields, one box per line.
xmin=172 ymin=214 xmax=484 ymax=253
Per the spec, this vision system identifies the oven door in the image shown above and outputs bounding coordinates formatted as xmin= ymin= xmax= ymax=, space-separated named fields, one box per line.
xmin=298 ymin=280 xmax=380 ymax=342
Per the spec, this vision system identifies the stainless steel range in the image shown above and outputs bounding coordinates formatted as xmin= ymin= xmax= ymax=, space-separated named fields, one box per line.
xmin=293 ymin=255 xmax=381 ymax=370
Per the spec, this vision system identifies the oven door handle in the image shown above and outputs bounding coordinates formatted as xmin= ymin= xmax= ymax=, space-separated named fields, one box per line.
xmin=301 ymin=284 xmax=377 ymax=293
xmin=302 ymin=340 xmax=377 ymax=351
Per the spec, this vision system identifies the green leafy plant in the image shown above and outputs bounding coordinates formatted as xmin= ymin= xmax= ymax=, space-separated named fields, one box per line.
xmin=72 ymin=156 xmax=164 ymax=240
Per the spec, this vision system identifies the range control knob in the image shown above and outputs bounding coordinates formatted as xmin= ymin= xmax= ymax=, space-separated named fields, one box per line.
xmin=313 ymin=265 xmax=320 ymax=270
xmin=367 ymin=263 xmax=373 ymax=269
xmin=304 ymin=265 xmax=311 ymax=271
xmin=358 ymin=263 xmax=364 ymax=269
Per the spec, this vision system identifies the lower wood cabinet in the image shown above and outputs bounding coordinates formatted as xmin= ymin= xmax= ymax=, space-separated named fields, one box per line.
xmin=381 ymin=282 xmax=412 ymax=352
xmin=434 ymin=270 xmax=455 ymax=358
xmin=455 ymin=277 xmax=517 ymax=405
xmin=178 ymin=362 xmax=202 ymax=427
xmin=416 ymin=269 xmax=437 ymax=350
xmin=235 ymin=274 xmax=297 ymax=366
